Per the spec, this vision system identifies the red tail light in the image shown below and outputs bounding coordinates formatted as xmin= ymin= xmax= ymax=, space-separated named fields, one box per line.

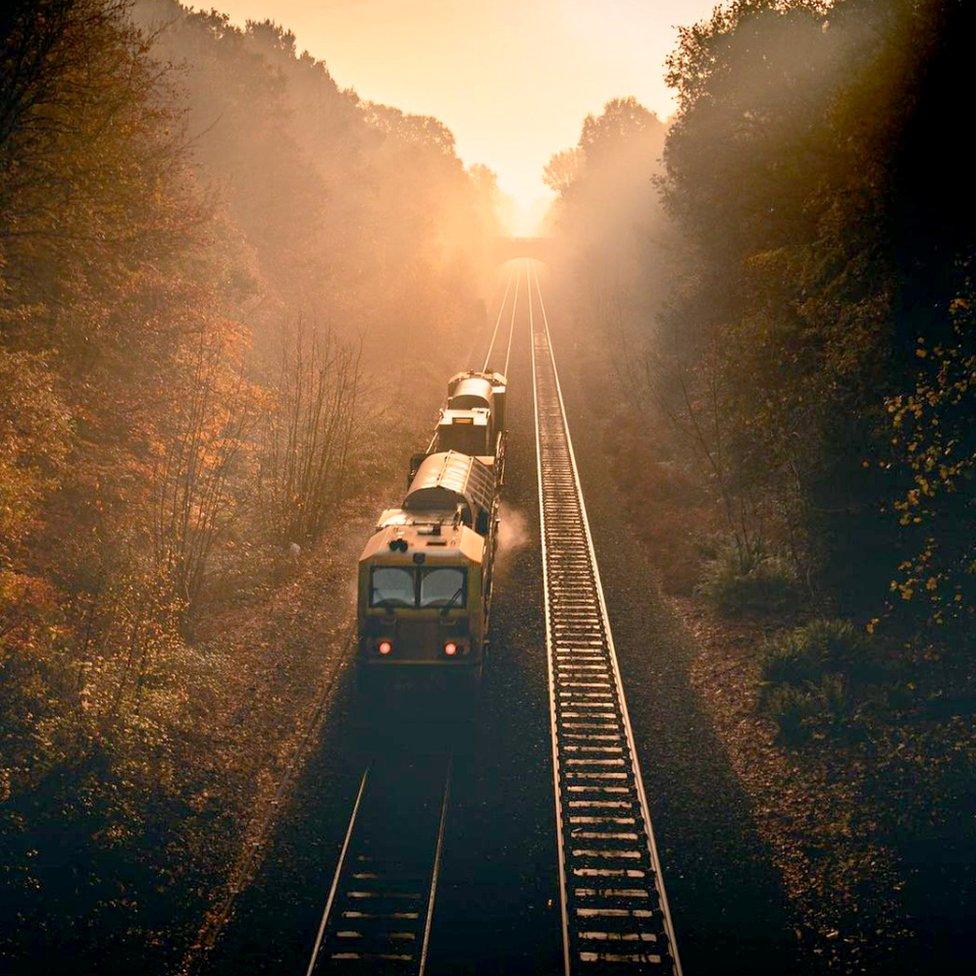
xmin=378 ymin=639 xmax=393 ymax=656
xmin=443 ymin=641 xmax=458 ymax=657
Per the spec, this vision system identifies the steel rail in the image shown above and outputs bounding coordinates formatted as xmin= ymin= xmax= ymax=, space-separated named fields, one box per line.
xmin=305 ymin=768 xmax=371 ymax=976
xmin=481 ymin=266 xmax=516 ymax=372
xmin=502 ymin=264 xmax=523 ymax=379
xmin=417 ymin=758 xmax=453 ymax=976
xmin=303 ymin=758 xmax=453 ymax=975
xmin=529 ymin=264 xmax=683 ymax=975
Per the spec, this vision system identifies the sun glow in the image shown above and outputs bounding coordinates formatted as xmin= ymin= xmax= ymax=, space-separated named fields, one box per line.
xmin=210 ymin=1 xmax=718 ymax=211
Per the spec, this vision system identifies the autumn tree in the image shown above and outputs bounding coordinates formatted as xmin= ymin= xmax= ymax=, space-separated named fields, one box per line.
xmin=1 ymin=1 xmax=503 ymax=968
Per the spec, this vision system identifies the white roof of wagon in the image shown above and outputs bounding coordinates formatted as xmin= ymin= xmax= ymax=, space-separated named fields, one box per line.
xmin=403 ymin=450 xmax=494 ymax=519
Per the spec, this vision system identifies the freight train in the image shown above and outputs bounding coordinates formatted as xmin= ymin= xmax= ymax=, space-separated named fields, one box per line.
xmin=356 ymin=371 xmax=507 ymax=687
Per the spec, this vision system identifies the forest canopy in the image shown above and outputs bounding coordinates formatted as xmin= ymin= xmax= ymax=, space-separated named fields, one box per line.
xmin=661 ymin=0 xmax=976 ymax=637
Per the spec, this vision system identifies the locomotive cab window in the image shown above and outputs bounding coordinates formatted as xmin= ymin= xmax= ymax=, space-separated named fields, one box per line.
xmin=419 ymin=567 xmax=466 ymax=608
xmin=370 ymin=567 xmax=416 ymax=607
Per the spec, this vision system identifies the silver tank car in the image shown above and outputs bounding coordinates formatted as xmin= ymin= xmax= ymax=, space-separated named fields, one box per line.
xmin=447 ymin=370 xmax=507 ymax=433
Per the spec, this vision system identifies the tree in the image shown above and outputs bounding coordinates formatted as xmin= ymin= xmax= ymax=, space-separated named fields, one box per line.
xmin=661 ymin=0 xmax=976 ymax=636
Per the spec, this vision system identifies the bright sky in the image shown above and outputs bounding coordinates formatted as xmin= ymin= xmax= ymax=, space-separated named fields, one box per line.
xmin=213 ymin=1 xmax=718 ymax=230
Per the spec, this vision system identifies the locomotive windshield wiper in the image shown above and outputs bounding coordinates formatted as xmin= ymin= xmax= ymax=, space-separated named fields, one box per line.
xmin=439 ymin=586 xmax=465 ymax=616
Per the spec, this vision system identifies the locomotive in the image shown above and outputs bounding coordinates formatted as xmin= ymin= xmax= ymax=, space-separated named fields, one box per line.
xmin=356 ymin=371 xmax=507 ymax=687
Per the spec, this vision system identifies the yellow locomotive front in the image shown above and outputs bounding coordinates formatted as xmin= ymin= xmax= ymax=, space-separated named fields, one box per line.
xmin=356 ymin=452 xmax=497 ymax=687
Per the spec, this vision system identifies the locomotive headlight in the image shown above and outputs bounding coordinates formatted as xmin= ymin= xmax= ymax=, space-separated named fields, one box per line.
xmin=377 ymin=639 xmax=393 ymax=656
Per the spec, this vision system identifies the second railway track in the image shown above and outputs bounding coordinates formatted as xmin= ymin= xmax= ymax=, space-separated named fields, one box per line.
xmin=529 ymin=266 xmax=682 ymax=975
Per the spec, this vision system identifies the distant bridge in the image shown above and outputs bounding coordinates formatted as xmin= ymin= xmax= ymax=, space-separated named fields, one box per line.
xmin=493 ymin=236 xmax=552 ymax=264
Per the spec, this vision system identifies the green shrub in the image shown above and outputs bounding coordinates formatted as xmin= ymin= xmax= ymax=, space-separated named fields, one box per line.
xmin=696 ymin=542 xmax=800 ymax=616
xmin=759 ymin=619 xmax=883 ymax=744
xmin=761 ymin=618 xmax=882 ymax=686
xmin=761 ymin=675 xmax=849 ymax=745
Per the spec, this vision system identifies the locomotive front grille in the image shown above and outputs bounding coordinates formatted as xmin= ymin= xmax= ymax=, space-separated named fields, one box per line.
xmin=362 ymin=615 xmax=472 ymax=665
xmin=395 ymin=619 xmax=455 ymax=662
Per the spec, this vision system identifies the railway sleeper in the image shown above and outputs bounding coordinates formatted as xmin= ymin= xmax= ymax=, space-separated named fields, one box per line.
xmin=576 ymin=949 xmax=667 ymax=969
xmin=569 ymin=848 xmax=646 ymax=861
xmin=335 ymin=928 xmax=418 ymax=942
xmin=574 ymin=887 xmax=650 ymax=900
xmin=577 ymin=930 xmax=659 ymax=944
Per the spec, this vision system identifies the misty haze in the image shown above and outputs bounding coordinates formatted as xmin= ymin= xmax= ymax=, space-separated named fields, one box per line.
xmin=1 ymin=2 xmax=974 ymax=975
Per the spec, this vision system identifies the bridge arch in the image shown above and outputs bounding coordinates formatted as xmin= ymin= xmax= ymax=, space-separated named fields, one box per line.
xmin=492 ymin=236 xmax=552 ymax=265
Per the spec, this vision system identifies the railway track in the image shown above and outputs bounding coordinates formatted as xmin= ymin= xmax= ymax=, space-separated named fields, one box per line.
xmin=304 ymin=261 xmax=680 ymax=975
xmin=529 ymin=266 xmax=683 ymax=975
xmin=304 ymin=756 xmax=452 ymax=975
xmin=306 ymin=268 xmax=521 ymax=976
xmin=491 ymin=263 xmax=522 ymax=377
xmin=481 ymin=265 xmax=520 ymax=373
